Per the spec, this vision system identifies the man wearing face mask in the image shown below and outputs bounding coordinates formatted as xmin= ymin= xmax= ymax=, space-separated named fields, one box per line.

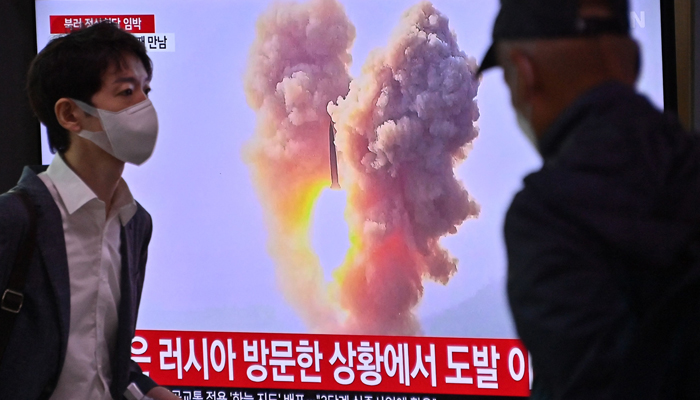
xmin=479 ymin=0 xmax=700 ymax=398
xmin=0 ymin=23 xmax=179 ymax=400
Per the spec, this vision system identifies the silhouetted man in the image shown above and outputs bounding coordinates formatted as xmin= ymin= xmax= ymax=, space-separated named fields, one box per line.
xmin=479 ymin=0 xmax=700 ymax=398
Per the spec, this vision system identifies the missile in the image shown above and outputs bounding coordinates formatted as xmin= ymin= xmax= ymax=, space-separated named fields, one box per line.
xmin=329 ymin=118 xmax=341 ymax=189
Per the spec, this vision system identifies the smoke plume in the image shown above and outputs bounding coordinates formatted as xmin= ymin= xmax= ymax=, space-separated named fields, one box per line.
xmin=243 ymin=0 xmax=355 ymax=331
xmin=328 ymin=1 xmax=480 ymax=335
xmin=245 ymin=0 xmax=480 ymax=335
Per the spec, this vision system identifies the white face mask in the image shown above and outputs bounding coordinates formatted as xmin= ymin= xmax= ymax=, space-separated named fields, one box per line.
xmin=516 ymin=110 xmax=538 ymax=149
xmin=72 ymin=98 xmax=159 ymax=165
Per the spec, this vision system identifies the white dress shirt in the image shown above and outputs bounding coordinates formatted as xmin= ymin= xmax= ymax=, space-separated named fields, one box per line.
xmin=38 ymin=155 xmax=137 ymax=400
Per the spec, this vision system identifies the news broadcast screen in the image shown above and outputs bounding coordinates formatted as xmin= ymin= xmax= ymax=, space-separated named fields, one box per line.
xmin=35 ymin=0 xmax=664 ymax=398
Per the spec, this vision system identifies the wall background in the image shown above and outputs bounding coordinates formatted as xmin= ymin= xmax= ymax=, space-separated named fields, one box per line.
xmin=694 ymin=0 xmax=699 ymax=131
xmin=0 ymin=0 xmax=40 ymax=193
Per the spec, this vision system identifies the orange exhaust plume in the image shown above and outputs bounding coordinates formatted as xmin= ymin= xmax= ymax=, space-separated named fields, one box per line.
xmin=243 ymin=0 xmax=356 ymax=331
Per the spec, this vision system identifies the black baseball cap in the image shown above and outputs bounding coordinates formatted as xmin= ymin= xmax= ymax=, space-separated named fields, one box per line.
xmin=477 ymin=0 xmax=630 ymax=75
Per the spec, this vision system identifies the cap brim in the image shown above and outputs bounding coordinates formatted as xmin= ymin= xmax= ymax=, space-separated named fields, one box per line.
xmin=477 ymin=44 xmax=498 ymax=76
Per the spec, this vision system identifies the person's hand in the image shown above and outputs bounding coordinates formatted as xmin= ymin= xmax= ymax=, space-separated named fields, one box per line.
xmin=145 ymin=386 xmax=181 ymax=400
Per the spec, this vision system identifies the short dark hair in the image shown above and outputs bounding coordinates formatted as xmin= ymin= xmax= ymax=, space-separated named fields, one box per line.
xmin=26 ymin=22 xmax=153 ymax=153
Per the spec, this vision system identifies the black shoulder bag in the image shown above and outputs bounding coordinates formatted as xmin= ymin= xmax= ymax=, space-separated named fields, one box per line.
xmin=0 ymin=188 xmax=37 ymax=361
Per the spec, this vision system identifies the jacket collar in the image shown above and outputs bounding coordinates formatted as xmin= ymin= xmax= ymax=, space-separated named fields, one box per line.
xmin=537 ymin=81 xmax=637 ymax=160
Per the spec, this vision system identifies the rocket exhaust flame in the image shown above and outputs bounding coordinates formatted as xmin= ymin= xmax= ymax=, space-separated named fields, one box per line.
xmin=245 ymin=0 xmax=480 ymax=335
xmin=243 ymin=0 xmax=355 ymax=331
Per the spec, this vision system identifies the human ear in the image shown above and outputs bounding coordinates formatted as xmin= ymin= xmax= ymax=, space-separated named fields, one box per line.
xmin=54 ymin=98 xmax=83 ymax=133
xmin=509 ymin=49 xmax=537 ymax=105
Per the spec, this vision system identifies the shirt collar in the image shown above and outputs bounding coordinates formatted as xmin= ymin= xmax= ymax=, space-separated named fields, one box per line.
xmin=46 ymin=155 xmax=138 ymax=225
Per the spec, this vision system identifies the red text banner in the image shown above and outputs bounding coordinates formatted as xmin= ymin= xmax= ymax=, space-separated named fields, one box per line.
xmin=50 ymin=15 xmax=156 ymax=34
xmin=132 ymin=330 xmax=531 ymax=397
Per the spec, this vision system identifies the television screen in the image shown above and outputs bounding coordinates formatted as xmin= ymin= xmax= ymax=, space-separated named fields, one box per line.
xmin=34 ymin=0 xmax=664 ymax=398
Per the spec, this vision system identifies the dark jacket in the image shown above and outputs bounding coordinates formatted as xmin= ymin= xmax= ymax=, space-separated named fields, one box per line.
xmin=0 ymin=166 xmax=158 ymax=399
xmin=505 ymin=82 xmax=700 ymax=399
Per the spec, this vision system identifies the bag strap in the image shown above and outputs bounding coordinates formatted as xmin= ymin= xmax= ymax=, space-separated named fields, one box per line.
xmin=0 ymin=188 xmax=38 ymax=361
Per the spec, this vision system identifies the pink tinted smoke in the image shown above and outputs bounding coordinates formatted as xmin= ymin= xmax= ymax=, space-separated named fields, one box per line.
xmin=244 ymin=0 xmax=355 ymax=331
xmin=329 ymin=1 xmax=481 ymax=335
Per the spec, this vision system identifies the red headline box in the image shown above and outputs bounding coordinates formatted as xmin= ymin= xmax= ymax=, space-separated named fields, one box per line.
xmin=132 ymin=330 xmax=531 ymax=397
xmin=50 ymin=15 xmax=156 ymax=34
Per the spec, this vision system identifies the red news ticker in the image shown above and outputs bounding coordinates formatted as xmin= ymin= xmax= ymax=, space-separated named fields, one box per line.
xmin=50 ymin=15 xmax=156 ymax=34
xmin=132 ymin=330 xmax=532 ymax=397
